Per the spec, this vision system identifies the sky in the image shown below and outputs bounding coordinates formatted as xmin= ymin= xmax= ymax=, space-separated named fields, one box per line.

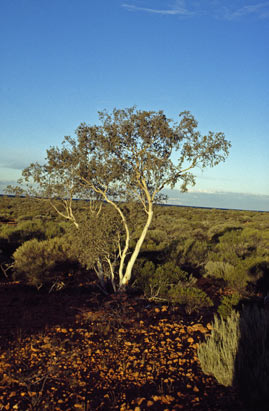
xmin=0 ymin=0 xmax=268 ymax=211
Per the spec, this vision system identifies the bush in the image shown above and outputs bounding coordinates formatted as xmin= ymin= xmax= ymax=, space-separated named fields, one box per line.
xmin=198 ymin=306 xmax=269 ymax=409
xmin=147 ymin=262 xmax=188 ymax=298
xmin=13 ymin=237 xmax=76 ymax=289
xmin=69 ymin=208 xmax=122 ymax=272
xmin=207 ymin=224 xmax=241 ymax=242
xmin=168 ymin=284 xmax=213 ymax=314
xmin=43 ymin=221 xmax=66 ymax=239
xmin=205 ymin=260 xmax=235 ymax=280
xmin=205 ymin=259 xmax=253 ymax=290
xmin=180 ymin=239 xmax=209 ymax=269
xmin=217 ymin=292 xmax=241 ymax=319
xmin=1 ymin=220 xmax=46 ymax=245
xmin=198 ymin=310 xmax=240 ymax=386
xmin=134 ymin=260 xmax=188 ymax=298
xmin=132 ymin=260 xmax=156 ymax=294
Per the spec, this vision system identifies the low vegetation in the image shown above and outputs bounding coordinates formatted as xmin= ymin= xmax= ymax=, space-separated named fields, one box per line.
xmin=1 ymin=196 xmax=269 ymax=408
xmin=198 ymin=305 xmax=269 ymax=409
xmin=2 ymin=108 xmax=269 ymax=408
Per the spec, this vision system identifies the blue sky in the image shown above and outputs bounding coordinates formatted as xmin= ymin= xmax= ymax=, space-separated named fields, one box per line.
xmin=0 ymin=0 xmax=268 ymax=210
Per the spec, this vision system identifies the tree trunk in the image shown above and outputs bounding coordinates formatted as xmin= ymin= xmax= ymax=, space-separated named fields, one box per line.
xmin=120 ymin=202 xmax=153 ymax=288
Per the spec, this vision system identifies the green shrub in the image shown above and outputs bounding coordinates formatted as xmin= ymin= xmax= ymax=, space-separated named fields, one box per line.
xmin=69 ymin=209 xmax=123 ymax=275
xmin=147 ymin=262 xmax=188 ymax=298
xmin=217 ymin=292 xmax=241 ymax=319
xmin=198 ymin=306 xmax=269 ymax=409
xmin=205 ymin=260 xmax=234 ymax=280
xmin=207 ymin=224 xmax=242 ymax=242
xmin=134 ymin=260 xmax=188 ymax=298
xmin=44 ymin=221 xmax=66 ymax=239
xmin=1 ymin=220 xmax=46 ymax=244
xmin=132 ymin=260 xmax=156 ymax=293
xmin=168 ymin=285 xmax=213 ymax=314
xmin=198 ymin=310 xmax=240 ymax=386
xmin=13 ymin=237 xmax=76 ymax=289
xmin=180 ymin=239 xmax=209 ymax=268
xmin=205 ymin=259 xmax=253 ymax=290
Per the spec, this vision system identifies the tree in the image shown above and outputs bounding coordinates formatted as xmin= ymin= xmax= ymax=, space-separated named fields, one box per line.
xmin=7 ymin=107 xmax=231 ymax=291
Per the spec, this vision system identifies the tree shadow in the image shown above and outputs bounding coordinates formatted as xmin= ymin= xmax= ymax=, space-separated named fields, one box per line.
xmin=0 ymin=282 xmax=101 ymax=348
xmin=233 ymin=303 xmax=269 ymax=410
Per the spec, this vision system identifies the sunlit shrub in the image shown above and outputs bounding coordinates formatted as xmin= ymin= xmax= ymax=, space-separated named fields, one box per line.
xmin=1 ymin=220 xmax=45 ymax=244
xmin=211 ymin=229 xmax=260 ymax=264
xmin=44 ymin=221 xmax=66 ymax=239
xmin=205 ymin=259 xmax=253 ymax=290
xmin=181 ymin=239 xmax=208 ymax=268
xmin=198 ymin=310 xmax=240 ymax=386
xmin=168 ymin=284 xmax=213 ymax=314
xmin=198 ymin=306 xmax=269 ymax=409
xmin=207 ymin=224 xmax=242 ymax=242
xmin=206 ymin=254 xmax=269 ymax=291
xmin=142 ymin=228 xmax=169 ymax=251
xmin=13 ymin=237 xmax=76 ymax=289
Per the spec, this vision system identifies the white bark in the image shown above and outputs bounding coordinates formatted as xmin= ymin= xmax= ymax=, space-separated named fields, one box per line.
xmin=120 ymin=201 xmax=153 ymax=288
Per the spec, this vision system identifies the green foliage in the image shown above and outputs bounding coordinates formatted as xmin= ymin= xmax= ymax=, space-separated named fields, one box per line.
xmin=6 ymin=107 xmax=230 ymax=290
xmin=142 ymin=229 xmax=169 ymax=251
xmin=168 ymin=284 xmax=213 ymax=314
xmin=198 ymin=310 xmax=240 ymax=387
xmin=1 ymin=220 xmax=45 ymax=244
xmin=207 ymin=224 xmax=242 ymax=242
xmin=149 ymin=262 xmax=188 ymax=298
xmin=0 ymin=219 xmax=66 ymax=245
xmin=13 ymin=237 xmax=76 ymax=289
xmin=204 ymin=260 xmax=246 ymax=289
xmin=217 ymin=292 xmax=241 ymax=318
xmin=198 ymin=305 xmax=269 ymax=408
xmin=2 ymin=195 xmax=269 ymax=297
xmin=43 ymin=221 xmax=66 ymax=238
xmin=132 ymin=259 xmax=156 ymax=292
xmin=133 ymin=260 xmax=190 ymax=298
xmin=182 ymin=239 xmax=209 ymax=268
xmin=68 ymin=206 xmax=122 ymax=272
xmin=208 ymin=228 xmax=264 ymax=266
xmin=205 ymin=256 xmax=269 ymax=291
xmin=205 ymin=260 xmax=235 ymax=280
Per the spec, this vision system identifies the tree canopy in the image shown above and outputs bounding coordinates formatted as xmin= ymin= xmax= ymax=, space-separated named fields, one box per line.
xmin=8 ymin=107 xmax=231 ymax=290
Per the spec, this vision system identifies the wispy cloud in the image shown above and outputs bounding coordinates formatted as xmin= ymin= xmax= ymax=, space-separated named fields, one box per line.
xmin=122 ymin=1 xmax=269 ymax=19
xmin=223 ymin=2 xmax=269 ymax=20
xmin=122 ymin=1 xmax=193 ymax=16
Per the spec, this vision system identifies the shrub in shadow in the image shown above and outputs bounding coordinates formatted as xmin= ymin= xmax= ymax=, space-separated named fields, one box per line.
xmin=133 ymin=260 xmax=189 ymax=299
xmin=217 ymin=292 xmax=241 ymax=319
xmin=248 ymin=260 xmax=269 ymax=296
xmin=168 ymin=284 xmax=213 ymax=314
